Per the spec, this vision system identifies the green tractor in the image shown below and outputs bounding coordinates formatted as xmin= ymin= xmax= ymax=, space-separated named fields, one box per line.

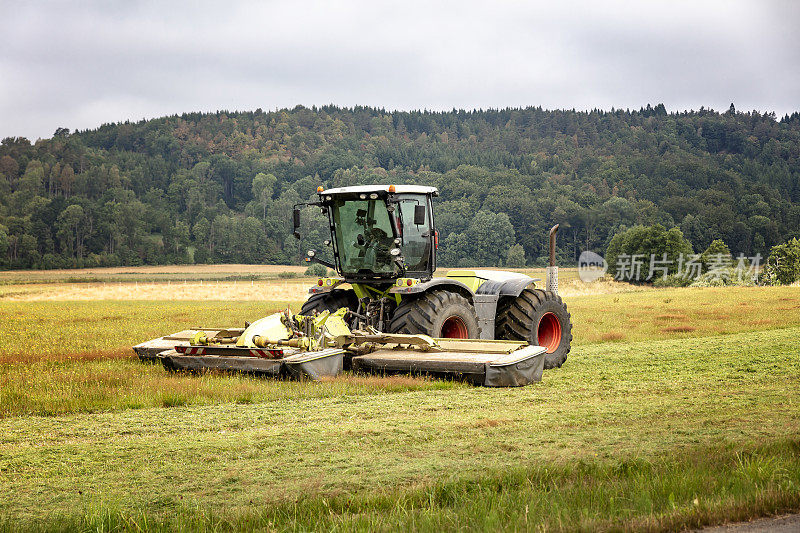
xmin=294 ymin=185 xmax=572 ymax=369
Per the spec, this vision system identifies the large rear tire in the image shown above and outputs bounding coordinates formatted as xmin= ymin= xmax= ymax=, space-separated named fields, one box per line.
xmin=299 ymin=289 xmax=358 ymax=315
xmin=496 ymin=288 xmax=572 ymax=369
xmin=389 ymin=290 xmax=480 ymax=339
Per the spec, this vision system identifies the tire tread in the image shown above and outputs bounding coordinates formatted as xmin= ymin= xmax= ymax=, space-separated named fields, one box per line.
xmin=496 ymin=288 xmax=573 ymax=369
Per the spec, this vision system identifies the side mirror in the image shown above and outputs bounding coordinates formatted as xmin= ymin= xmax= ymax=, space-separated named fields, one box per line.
xmin=292 ymin=208 xmax=301 ymax=239
xmin=413 ymin=204 xmax=426 ymax=226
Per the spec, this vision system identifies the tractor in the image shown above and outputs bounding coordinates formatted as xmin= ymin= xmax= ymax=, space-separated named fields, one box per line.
xmin=293 ymin=184 xmax=572 ymax=369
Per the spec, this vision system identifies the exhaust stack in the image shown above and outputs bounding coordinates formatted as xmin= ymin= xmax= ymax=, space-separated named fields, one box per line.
xmin=546 ymin=224 xmax=559 ymax=295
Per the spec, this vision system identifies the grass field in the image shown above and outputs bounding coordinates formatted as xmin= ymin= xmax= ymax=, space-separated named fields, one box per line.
xmin=0 ymin=266 xmax=798 ymax=531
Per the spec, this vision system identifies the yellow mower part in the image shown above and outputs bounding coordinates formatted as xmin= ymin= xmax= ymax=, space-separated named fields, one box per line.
xmin=318 ymin=307 xmax=352 ymax=338
xmin=192 ymin=331 xmax=209 ymax=345
xmin=236 ymin=313 xmax=293 ymax=348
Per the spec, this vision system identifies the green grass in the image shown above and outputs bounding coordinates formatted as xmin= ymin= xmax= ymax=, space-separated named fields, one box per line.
xmin=0 ymin=286 xmax=797 ymax=419
xmin=5 ymin=439 xmax=798 ymax=532
xmin=1 ymin=323 xmax=799 ymax=529
xmin=1 ymin=284 xmax=799 ymax=530
xmin=0 ymin=359 xmax=462 ymax=417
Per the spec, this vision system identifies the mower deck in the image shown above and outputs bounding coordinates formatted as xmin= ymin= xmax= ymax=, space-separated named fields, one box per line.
xmin=352 ymin=345 xmax=546 ymax=387
xmin=134 ymin=330 xmax=546 ymax=387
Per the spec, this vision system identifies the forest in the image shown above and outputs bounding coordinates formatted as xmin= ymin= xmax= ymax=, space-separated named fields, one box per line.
xmin=1 ymin=103 xmax=799 ymax=269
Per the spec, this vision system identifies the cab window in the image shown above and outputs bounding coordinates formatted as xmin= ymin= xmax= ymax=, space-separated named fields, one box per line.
xmin=397 ymin=194 xmax=431 ymax=272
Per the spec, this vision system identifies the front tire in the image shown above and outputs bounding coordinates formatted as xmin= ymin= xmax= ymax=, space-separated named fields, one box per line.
xmin=389 ymin=290 xmax=480 ymax=339
xmin=299 ymin=289 xmax=358 ymax=315
xmin=496 ymin=288 xmax=572 ymax=369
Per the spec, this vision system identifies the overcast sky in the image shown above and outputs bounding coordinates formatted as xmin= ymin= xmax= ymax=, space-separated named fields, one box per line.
xmin=1 ymin=0 xmax=798 ymax=140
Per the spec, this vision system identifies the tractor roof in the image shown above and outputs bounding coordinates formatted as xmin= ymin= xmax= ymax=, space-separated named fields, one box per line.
xmin=321 ymin=185 xmax=438 ymax=196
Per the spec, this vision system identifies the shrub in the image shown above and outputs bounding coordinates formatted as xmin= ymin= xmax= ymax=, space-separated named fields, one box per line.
xmin=690 ymin=267 xmax=757 ymax=287
xmin=700 ymin=239 xmax=732 ymax=270
xmin=761 ymin=238 xmax=800 ymax=285
xmin=304 ymin=263 xmax=328 ymax=277
xmin=40 ymin=253 xmax=68 ymax=270
xmin=605 ymin=224 xmax=693 ymax=282
xmin=193 ymin=246 xmax=210 ymax=264
xmin=652 ymin=274 xmax=693 ymax=288
xmin=505 ymin=244 xmax=526 ymax=268
xmin=278 ymin=271 xmax=299 ymax=279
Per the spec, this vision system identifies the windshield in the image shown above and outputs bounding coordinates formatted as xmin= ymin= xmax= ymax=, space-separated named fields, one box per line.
xmin=332 ymin=198 xmax=397 ymax=276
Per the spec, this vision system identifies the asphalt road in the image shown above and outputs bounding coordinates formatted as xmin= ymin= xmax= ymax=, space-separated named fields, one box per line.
xmin=699 ymin=514 xmax=800 ymax=532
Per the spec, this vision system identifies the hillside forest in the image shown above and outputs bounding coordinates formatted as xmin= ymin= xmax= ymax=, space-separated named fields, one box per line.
xmin=1 ymin=104 xmax=799 ymax=270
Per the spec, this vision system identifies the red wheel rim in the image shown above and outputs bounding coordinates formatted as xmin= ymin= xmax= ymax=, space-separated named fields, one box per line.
xmin=441 ymin=316 xmax=469 ymax=338
xmin=537 ymin=312 xmax=562 ymax=353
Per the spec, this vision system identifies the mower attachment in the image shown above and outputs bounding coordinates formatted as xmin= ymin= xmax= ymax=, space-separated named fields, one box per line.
xmin=133 ymin=308 xmax=546 ymax=386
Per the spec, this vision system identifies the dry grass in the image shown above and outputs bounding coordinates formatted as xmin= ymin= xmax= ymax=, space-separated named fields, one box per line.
xmin=0 ymin=348 xmax=128 ymax=365
xmin=0 ymin=264 xmax=308 ymax=277
xmin=0 ymin=300 xmax=282 ymax=358
xmin=747 ymin=319 xmax=776 ymax=326
xmin=661 ymin=325 xmax=697 ymax=333
xmin=572 ymin=285 xmax=800 ymax=344
xmin=556 ymin=278 xmax=642 ymax=297
xmin=0 ymin=265 xmax=638 ymax=300
xmin=0 ymin=279 xmax=311 ymax=301
xmin=655 ymin=313 xmax=688 ymax=320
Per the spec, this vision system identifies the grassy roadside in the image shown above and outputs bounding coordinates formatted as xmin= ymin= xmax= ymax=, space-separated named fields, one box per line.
xmin=6 ymin=438 xmax=798 ymax=532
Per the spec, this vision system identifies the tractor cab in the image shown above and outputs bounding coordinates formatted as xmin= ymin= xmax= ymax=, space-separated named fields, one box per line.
xmin=295 ymin=185 xmax=438 ymax=284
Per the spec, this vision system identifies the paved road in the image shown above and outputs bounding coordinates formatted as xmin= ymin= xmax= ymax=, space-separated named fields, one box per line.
xmin=700 ymin=514 xmax=800 ymax=532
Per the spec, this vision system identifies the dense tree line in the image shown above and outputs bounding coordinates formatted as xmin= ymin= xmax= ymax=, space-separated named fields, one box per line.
xmin=1 ymin=104 xmax=799 ymax=269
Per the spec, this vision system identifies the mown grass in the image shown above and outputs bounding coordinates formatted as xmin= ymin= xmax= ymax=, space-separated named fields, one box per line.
xmin=0 ymin=265 xmax=577 ymax=285
xmin=0 ymin=279 xmax=313 ymax=302
xmin=1 ymin=324 xmax=798 ymax=528
xmin=0 ymin=266 xmax=594 ymax=300
xmin=4 ymin=438 xmax=798 ymax=532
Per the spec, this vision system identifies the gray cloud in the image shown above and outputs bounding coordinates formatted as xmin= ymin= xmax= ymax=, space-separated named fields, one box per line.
xmin=1 ymin=0 xmax=798 ymax=140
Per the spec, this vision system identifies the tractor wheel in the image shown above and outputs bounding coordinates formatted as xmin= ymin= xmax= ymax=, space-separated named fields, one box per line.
xmin=389 ymin=290 xmax=480 ymax=339
xmin=496 ymin=288 xmax=572 ymax=369
xmin=299 ymin=289 xmax=358 ymax=315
